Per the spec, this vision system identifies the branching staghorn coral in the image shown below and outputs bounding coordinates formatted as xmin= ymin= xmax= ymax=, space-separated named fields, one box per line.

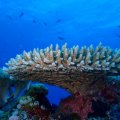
xmin=4 ymin=43 xmax=120 ymax=95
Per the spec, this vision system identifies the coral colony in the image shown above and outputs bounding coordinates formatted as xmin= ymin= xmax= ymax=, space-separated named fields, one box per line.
xmin=0 ymin=43 xmax=120 ymax=119
xmin=5 ymin=43 xmax=120 ymax=94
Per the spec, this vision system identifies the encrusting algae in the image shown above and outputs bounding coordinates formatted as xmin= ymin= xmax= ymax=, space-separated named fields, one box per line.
xmin=3 ymin=43 xmax=120 ymax=95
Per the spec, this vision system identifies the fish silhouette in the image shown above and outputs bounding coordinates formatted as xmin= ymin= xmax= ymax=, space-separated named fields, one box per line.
xmin=19 ymin=12 xmax=24 ymax=18
xmin=32 ymin=19 xmax=36 ymax=23
xmin=58 ymin=36 xmax=64 ymax=40
xmin=56 ymin=19 xmax=62 ymax=23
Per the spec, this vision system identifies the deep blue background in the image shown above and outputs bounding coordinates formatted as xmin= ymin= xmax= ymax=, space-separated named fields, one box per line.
xmin=0 ymin=0 xmax=120 ymax=104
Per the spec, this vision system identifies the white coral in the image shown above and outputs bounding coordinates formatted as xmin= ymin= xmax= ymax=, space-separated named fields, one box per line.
xmin=4 ymin=43 xmax=120 ymax=79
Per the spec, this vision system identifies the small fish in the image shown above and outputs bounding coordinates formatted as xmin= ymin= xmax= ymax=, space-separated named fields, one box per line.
xmin=56 ymin=19 xmax=62 ymax=23
xmin=32 ymin=19 xmax=36 ymax=23
xmin=19 ymin=12 xmax=24 ymax=18
xmin=58 ymin=36 xmax=64 ymax=40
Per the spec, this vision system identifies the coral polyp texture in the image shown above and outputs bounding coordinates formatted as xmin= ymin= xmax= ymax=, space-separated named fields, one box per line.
xmin=4 ymin=43 xmax=120 ymax=94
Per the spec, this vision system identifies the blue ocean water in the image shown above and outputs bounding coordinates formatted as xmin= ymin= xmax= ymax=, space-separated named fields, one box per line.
xmin=0 ymin=0 xmax=120 ymax=106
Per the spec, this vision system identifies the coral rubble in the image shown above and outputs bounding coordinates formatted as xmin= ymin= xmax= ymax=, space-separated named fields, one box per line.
xmin=4 ymin=43 xmax=120 ymax=95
